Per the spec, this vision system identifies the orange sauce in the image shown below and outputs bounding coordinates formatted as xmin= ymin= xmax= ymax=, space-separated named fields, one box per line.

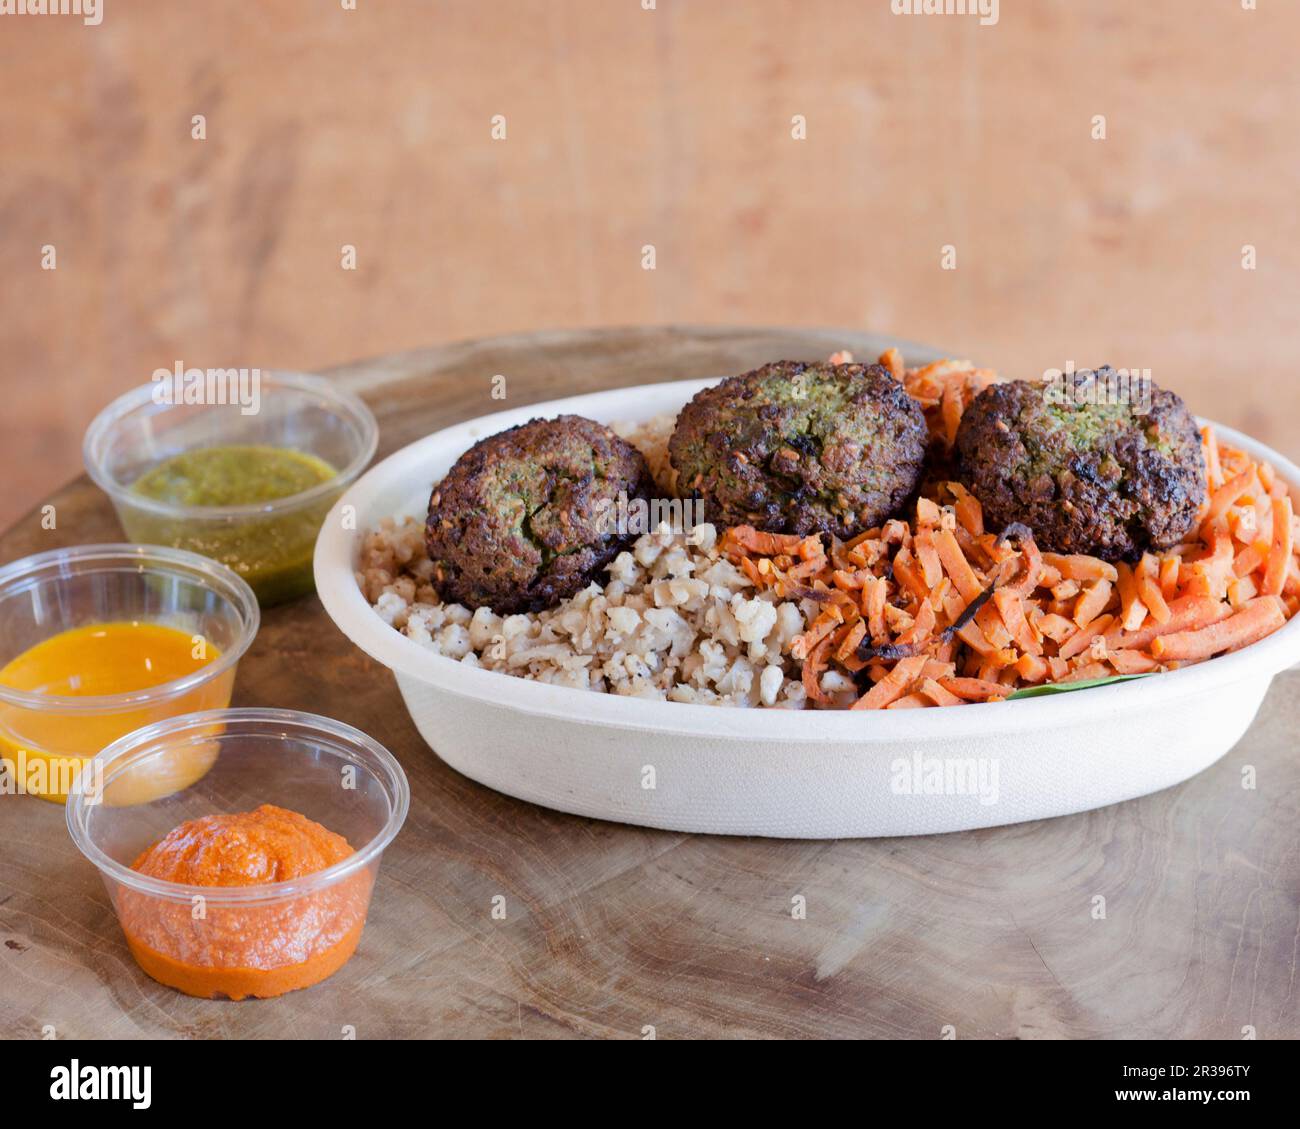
xmin=0 ymin=622 xmax=230 ymax=803
xmin=118 ymin=804 xmax=371 ymax=1000
xmin=0 ymin=621 xmax=215 ymax=696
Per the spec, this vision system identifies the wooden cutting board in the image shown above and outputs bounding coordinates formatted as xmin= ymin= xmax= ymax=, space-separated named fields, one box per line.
xmin=2 ymin=327 xmax=1296 ymax=1039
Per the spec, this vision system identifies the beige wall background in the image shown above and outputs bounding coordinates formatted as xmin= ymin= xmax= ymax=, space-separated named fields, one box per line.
xmin=1 ymin=0 xmax=1297 ymax=532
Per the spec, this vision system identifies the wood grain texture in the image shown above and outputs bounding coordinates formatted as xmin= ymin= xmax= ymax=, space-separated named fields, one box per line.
xmin=1 ymin=1 xmax=1298 ymax=530
xmin=1 ymin=327 xmax=1297 ymax=1040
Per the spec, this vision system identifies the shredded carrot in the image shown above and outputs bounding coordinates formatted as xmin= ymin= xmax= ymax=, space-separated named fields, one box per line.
xmin=1107 ymin=595 xmax=1227 ymax=650
xmin=791 ymin=608 xmax=842 ymax=661
xmin=934 ymin=528 xmax=984 ymax=603
xmin=940 ymin=382 xmax=963 ymax=449
xmin=1135 ymin=553 xmax=1171 ymax=624
xmin=1073 ymin=578 xmax=1114 ymax=629
xmin=1234 ymin=538 xmax=1270 ymax=578
xmin=1015 ymin=653 xmax=1049 ymax=682
xmin=1033 ymin=612 xmax=1076 ymax=644
xmin=833 ymin=619 xmax=867 ymax=664
xmin=938 ymin=676 xmax=1010 ymax=703
xmin=1051 ymin=578 xmax=1080 ymax=603
xmin=993 ymin=588 xmax=1042 ymax=656
xmin=1150 ymin=597 xmax=1286 ymax=661
xmin=1180 ymin=567 xmax=1215 ymax=599
xmin=1059 ymin=615 xmax=1115 ymax=660
xmin=1114 ymin=561 xmax=1148 ymax=632
xmin=913 ymin=530 xmax=944 ymax=589
xmin=896 ymin=598 xmax=936 ymax=646
xmin=1062 ymin=661 xmax=1111 ymax=683
xmin=801 ymin=636 xmax=833 ymax=704
xmin=1262 ymin=495 xmax=1293 ymax=596
xmin=1042 ymin=553 xmax=1118 ymax=583
xmin=1227 ymin=575 xmax=1257 ymax=609
xmin=1158 ymin=555 xmax=1180 ymax=599
xmin=1202 ymin=426 xmax=1223 ymax=491
xmin=892 ymin=547 xmax=931 ymax=604
xmin=1206 ymin=467 xmax=1253 ymax=522
xmin=1108 ymin=648 xmax=1158 ymax=674
xmin=947 ymin=483 xmax=985 ymax=537
xmin=879 ymin=346 xmax=904 ymax=381
xmin=918 ymin=677 xmax=964 ymax=707
xmin=863 ymin=576 xmax=888 ymax=642
xmin=915 ymin=497 xmax=943 ymax=529
xmin=852 ymin=655 xmax=928 ymax=710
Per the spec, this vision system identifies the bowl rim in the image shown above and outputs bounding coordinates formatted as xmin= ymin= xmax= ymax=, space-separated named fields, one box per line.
xmin=0 ymin=543 xmax=260 ymax=712
xmin=82 ymin=370 xmax=379 ymax=520
xmin=65 ymin=707 xmax=411 ymax=905
xmin=314 ymin=376 xmax=1300 ymax=743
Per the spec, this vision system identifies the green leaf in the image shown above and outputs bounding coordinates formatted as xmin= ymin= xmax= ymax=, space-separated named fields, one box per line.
xmin=1006 ymin=673 xmax=1154 ymax=699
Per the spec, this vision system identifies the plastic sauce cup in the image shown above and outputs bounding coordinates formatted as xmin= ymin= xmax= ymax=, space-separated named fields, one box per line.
xmin=83 ymin=371 xmax=379 ymax=605
xmin=66 ymin=708 xmax=410 ymax=1000
xmin=0 ymin=545 xmax=259 ymax=804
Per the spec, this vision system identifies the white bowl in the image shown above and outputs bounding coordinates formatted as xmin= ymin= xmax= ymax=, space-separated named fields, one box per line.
xmin=314 ymin=379 xmax=1300 ymax=839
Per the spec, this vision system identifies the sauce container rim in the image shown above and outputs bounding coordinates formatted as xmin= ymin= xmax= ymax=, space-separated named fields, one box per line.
xmin=65 ymin=707 xmax=411 ymax=906
xmin=82 ymin=370 xmax=380 ymax=520
xmin=0 ymin=543 xmax=260 ymax=712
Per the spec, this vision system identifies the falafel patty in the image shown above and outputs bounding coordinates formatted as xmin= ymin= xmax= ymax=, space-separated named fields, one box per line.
xmin=425 ymin=414 xmax=653 ymax=614
xmin=668 ymin=360 xmax=927 ymax=539
xmin=954 ymin=368 xmax=1206 ymax=560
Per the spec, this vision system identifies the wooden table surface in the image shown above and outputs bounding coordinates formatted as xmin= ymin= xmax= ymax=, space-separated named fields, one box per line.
xmin=2 ymin=327 xmax=1297 ymax=1040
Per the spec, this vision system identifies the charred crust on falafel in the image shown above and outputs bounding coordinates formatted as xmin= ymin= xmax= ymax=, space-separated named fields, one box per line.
xmin=954 ymin=368 xmax=1206 ymax=561
xmin=425 ymin=414 xmax=654 ymax=614
xmin=667 ymin=360 xmax=928 ymax=539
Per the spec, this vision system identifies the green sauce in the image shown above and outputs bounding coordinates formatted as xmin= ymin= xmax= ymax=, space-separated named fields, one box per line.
xmin=131 ymin=445 xmax=336 ymax=507
xmin=124 ymin=445 xmax=340 ymax=606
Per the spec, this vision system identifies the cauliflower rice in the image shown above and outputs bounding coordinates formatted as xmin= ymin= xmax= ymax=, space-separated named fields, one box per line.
xmin=355 ymin=415 xmax=839 ymax=708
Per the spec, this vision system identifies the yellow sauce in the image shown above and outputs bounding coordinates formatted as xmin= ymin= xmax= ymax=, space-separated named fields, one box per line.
xmin=0 ymin=622 xmax=232 ymax=804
